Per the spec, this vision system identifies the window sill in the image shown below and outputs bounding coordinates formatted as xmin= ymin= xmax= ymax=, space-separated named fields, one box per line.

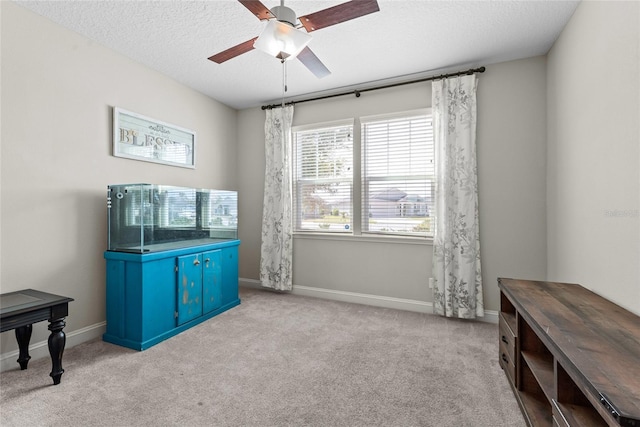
xmin=292 ymin=232 xmax=433 ymax=246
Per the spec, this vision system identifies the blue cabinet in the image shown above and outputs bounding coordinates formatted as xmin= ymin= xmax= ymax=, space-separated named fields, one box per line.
xmin=103 ymin=240 xmax=240 ymax=350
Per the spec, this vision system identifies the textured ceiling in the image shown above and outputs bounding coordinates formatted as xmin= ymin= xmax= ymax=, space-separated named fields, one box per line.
xmin=14 ymin=0 xmax=580 ymax=110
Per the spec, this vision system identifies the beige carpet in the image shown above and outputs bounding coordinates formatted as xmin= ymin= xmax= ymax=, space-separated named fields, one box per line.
xmin=0 ymin=287 xmax=524 ymax=426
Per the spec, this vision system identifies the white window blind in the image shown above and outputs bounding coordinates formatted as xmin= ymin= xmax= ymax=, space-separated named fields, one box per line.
xmin=293 ymin=122 xmax=354 ymax=233
xmin=361 ymin=110 xmax=434 ymax=237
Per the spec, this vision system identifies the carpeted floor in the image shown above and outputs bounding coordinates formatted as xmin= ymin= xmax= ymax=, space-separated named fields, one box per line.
xmin=0 ymin=287 xmax=524 ymax=426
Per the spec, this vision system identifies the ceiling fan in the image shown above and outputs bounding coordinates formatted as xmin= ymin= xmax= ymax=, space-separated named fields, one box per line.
xmin=208 ymin=0 xmax=380 ymax=78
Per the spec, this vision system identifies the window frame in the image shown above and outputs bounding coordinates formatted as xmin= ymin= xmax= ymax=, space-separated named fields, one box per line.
xmin=292 ymin=119 xmax=355 ymax=234
xmin=360 ymin=108 xmax=434 ymax=238
xmin=291 ymin=109 xmax=434 ymax=242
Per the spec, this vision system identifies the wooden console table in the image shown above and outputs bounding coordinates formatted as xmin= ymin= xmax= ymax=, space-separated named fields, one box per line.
xmin=0 ymin=289 xmax=73 ymax=385
xmin=498 ymin=278 xmax=640 ymax=426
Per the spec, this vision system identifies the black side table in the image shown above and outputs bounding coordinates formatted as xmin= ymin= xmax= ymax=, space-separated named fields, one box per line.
xmin=0 ymin=289 xmax=74 ymax=385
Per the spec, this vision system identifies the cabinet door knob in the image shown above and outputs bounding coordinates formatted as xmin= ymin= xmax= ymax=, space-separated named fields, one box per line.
xmin=194 ymin=260 xmax=200 ymax=266
xmin=205 ymin=258 xmax=210 ymax=264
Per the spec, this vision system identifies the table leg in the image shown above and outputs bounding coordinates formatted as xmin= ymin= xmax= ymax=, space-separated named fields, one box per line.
xmin=48 ymin=318 xmax=67 ymax=385
xmin=15 ymin=324 xmax=32 ymax=370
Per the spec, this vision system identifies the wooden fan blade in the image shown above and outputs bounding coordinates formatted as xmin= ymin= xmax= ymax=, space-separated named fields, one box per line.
xmin=299 ymin=0 xmax=379 ymax=33
xmin=297 ymin=47 xmax=331 ymax=79
xmin=208 ymin=37 xmax=258 ymax=63
xmin=238 ymin=0 xmax=273 ymax=21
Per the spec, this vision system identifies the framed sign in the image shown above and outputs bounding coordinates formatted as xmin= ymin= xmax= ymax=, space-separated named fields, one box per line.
xmin=113 ymin=107 xmax=196 ymax=169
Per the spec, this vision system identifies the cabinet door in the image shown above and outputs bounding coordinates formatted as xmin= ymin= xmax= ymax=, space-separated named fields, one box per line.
xmin=177 ymin=254 xmax=203 ymax=325
xmin=221 ymin=245 xmax=239 ymax=305
xmin=202 ymin=250 xmax=222 ymax=314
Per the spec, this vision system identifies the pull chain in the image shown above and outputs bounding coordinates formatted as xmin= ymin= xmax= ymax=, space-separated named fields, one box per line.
xmin=281 ymin=59 xmax=288 ymax=107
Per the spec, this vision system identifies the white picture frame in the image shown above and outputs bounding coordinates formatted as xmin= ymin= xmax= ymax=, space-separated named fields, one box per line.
xmin=113 ymin=107 xmax=196 ymax=169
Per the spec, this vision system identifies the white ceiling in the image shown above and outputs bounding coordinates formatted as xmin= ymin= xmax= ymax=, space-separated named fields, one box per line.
xmin=14 ymin=0 xmax=580 ymax=110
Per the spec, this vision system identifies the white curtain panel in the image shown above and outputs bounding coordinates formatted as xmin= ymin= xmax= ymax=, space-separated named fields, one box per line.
xmin=431 ymin=75 xmax=484 ymax=318
xmin=260 ymin=105 xmax=294 ymax=291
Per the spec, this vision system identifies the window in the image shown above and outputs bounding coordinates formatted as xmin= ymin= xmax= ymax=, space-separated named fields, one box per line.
xmin=361 ymin=111 xmax=434 ymax=237
xmin=293 ymin=121 xmax=354 ymax=233
xmin=292 ymin=109 xmax=433 ymax=238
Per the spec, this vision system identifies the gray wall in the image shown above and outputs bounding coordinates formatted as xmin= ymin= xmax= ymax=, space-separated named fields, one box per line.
xmin=0 ymin=2 xmax=238 ymax=362
xmin=237 ymin=56 xmax=549 ymax=315
xmin=547 ymin=1 xmax=640 ymax=314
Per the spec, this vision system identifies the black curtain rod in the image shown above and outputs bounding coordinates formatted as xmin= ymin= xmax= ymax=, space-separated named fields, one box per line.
xmin=261 ymin=66 xmax=486 ymax=110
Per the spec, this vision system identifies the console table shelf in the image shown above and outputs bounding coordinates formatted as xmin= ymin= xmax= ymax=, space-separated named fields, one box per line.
xmin=520 ymin=391 xmax=552 ymax=425
xmin=521 ymin=351 xmax=554 ymax=400
xmin=498 ymin=278 xmax=640 ymax=427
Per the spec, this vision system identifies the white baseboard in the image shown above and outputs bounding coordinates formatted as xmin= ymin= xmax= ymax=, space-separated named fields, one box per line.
xmin=1 ymin=321 xmax=106 ymax=372
xmin=239 ymin=278 xmax=498 ymax=323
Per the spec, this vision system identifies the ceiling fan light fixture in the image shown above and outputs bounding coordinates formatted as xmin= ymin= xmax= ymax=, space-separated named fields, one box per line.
xmin=253 ymin=20 xmax=311 ymax=61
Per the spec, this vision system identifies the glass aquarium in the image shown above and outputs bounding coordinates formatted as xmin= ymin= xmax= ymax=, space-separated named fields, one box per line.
xmin=107 ymin=184 xmax=238 ymax=253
